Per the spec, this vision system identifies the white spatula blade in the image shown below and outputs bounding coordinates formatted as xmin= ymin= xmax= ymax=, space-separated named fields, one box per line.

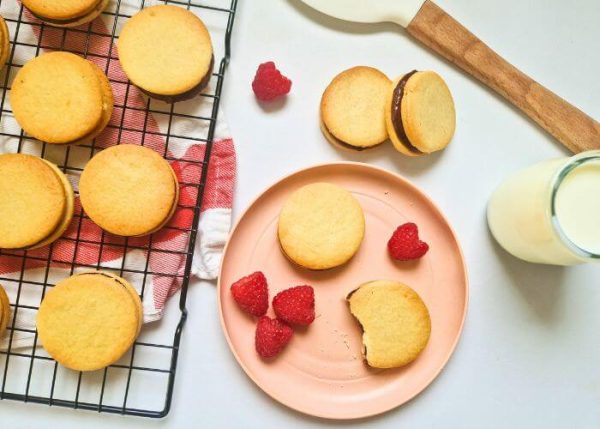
xmin=299 ymin=0 xmax=425 ymax=27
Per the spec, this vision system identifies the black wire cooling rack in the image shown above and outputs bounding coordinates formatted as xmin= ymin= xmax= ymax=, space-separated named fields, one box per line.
xmin=0 ymin=0 xmax=237 ymax=418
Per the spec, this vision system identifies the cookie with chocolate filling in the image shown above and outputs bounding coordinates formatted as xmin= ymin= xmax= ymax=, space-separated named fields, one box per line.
xmin=22 ymin=0 xmax=108 ymax=28
xmin=36 ymin=271 xmax=142 ymax=371
xmin=320 ymin=66 xmax=391 ymax=150
xmin=10 ymin=52 xmax=112 ymax=145
xmin=0 ymin=154 xmax=74 ymax=250
xmin=79 ymin=144 xmax=179 ymax=237
xmin=347 ymin=280 xmax=431 ymax=369
xmin=385 ymin=70 xmax=456 ymax=156
xmin=117 ymin=5 xmax=214 ymax=103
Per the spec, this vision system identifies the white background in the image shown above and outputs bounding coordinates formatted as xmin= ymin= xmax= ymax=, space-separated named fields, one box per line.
xmin=4 ymin=0 xmax=600 ymax=427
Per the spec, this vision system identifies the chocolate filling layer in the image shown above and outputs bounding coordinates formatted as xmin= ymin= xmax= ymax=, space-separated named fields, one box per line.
xmin=391 ymin=70 xmax=422 ymax=154
xmin=138 ymin=55 xmax=215 ymax=104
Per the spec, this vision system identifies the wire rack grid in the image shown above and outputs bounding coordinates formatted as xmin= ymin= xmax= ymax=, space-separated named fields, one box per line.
xmin=0 ymin=0 xmax=237 ymax=418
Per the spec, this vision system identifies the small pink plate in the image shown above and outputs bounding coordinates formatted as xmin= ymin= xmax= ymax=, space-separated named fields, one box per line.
xmin=218 ymin=162 xmax=468 ymax=420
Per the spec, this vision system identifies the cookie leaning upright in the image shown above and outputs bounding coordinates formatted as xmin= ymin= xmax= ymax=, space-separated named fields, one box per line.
xmin=0 ymin=15 xmax=10 ymax=71
xmin=21 ymin=0 xmax=108 ymax=28
xmin=10 ymin=52 xmax=113 ymax=144
xmin=0 ymin=154 xmax=74 ymax=250
xmin=117 ymin=5 xmax=214 ymax=102
xmin=79 ymin=144 xmax=179 ymax=237
xmin=36 ymin=272 xmax=142 ymax=371
xmin=278 ymin=182 xmax=365 ymax=270
xmin=0 ymin=284 xmax=11 ymax=339
xmin=347 ymin=280 xmax=431 ymax=369
xmin=320 ymin=66 xmax=391 ymax=150
xmin=385 ymin=70 xmax=456 ymax=156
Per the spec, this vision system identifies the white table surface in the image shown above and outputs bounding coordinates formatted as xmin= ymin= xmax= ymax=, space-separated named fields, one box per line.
xmin=4 ymin=0 xmax=600 ymax=427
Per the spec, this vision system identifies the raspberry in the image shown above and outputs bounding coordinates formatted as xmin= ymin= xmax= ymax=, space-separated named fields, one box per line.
xmin=255 ymin=316 xmax=293 ymax=358
xmin=388 ymin=223 xmax=429 ymax=261
xmin=273 ymin=285 xmax=315 ymax=326
xmin=252 ymin=61 xmax=292 ymax=101
xmin=230 ymin=271 xmax=269 ymax=317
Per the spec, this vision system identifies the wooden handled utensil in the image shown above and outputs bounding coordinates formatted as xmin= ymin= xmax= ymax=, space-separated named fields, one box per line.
xmin=300 ymin=0 xmax=600 ymax=153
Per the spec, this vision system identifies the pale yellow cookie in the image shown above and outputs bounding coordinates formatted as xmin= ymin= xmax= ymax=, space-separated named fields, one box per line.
xmin=385 ymin=70 xmax=456 ymax=156
xmin=278 ymin=182 xmax=365 ymax=270
xmin=21 ymin=0 xmax=107 ymax=27
xmin=117 ymin=5 xmax=213 ymax=101
xmin=320 ymin=66 xmax=391 ymax=150
xmin=0 ymin=154 xmax=67 ymax=249
xmin=36 ymin=272 xmax=142 ymax=371
xmin=10 ymin=52 xmax=104 ymax=144
xmin=347 ymin=280 xmax=431 ymax=369
xmin=79 ymin=144 xmax=179 ymax=237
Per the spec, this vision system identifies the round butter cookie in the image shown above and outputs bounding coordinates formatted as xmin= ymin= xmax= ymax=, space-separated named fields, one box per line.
xmin=117 ymin=5 xmax=214 ymax=102
xmin=10 ymin=52 xmax=104 ymax=144
xmin=0 ymin=284 xmax=10 ymax=338
xmin=0 ymin=15 xmax=10 ymax=70
xmin=347 ymin=280 xmax=431 ymax=368
xmin=320 ymin=66 xmax=391 ymax=150
xmin=36 ymin=272 xmax=142 ymax=371
xmin=278 ymin=182 xmax=365 ymax=270
xmin=385 ymin=70 xmax=456 ymax=156
xmin=21 ymin=0 xmax=108 ymax=28
xmin=79 ymin=144 xmax=179 ymax=237
xmin=0 ymin=154 xmax=68 ymax=249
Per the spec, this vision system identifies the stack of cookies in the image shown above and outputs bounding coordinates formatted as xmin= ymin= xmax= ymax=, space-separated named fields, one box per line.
xmin=0 ymin=154 xmax=74 ymax=250
xmin=321 ymin=67 xmax=456 ymax=156
xmin=21 ymin=0 xmax=108 ymax=28
xmin=10 ymin=52 xmax=113 ymax=145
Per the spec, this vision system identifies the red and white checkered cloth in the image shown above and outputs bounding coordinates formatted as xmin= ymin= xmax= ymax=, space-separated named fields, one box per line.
xmin=0 ymin=1 xmax=235 ymax=349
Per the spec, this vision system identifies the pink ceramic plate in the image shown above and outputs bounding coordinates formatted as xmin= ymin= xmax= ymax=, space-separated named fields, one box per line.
xmin=218 ymin=162 xmax=468 ymax=419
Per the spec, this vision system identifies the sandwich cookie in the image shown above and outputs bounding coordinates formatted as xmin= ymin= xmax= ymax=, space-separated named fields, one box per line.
xmin=0 ymin=284 xmax=11 ymax=339
xmin=117 ymin=5 xmax=214 ymax=102
xmin=347 ymin=280 xmax=431 ymax=369
xmin=320 ymin=66 xmax=391 ymax=150
xmin=10 ymin=52 xmax=113 ymax=144
xmin=79 ymin=144 xmax=179 ymax=237
xmin=0 ymin=15 xmax=10 ymax=71
xmin=385 ymin=70 xmax=456 ymax=156
xmin=21 ymin=0 xmax=108 ymax=28
xmin=0 ymin=154 xmax=74 ymax=250
xmin=278 ymin=182 xmax=365 ymax=270
xmin=36 ymin=272 xmax=142 ymax=371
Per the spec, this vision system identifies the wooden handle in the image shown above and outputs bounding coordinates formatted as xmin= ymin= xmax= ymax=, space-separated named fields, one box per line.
xmin=407 ymin=0 xmax=600 ymax=153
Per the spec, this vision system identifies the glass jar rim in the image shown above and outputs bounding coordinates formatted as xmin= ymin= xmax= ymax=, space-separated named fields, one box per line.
xmin=549 ymin=150 xmax=600 ymax=261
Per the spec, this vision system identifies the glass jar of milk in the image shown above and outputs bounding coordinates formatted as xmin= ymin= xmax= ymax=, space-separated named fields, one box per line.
xmin=487 ymin=150 xmax=600 ymax=265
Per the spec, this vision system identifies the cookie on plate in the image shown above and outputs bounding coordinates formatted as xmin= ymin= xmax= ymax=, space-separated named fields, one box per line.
xmin=0 ymin=284 xmax=10 ymax=338
xmin=0 ymin=15 xmax=10 ymax=71
xmin=0 ymin=154 xmax=74 ymax=250
xmin=347 ymin=280 xmax=431 ymax=369
xmin=79 ymin=144 xmax=179 ymax=237
xmin=117 ymin=5 xmax=214 ymax=102
xmin=10 ymin=52 xmax=113 ymax=144
xmin=278 ymin=182 xmax=365 ymax=270
xmin=36 ymin=271 xmax=142 ymax=371
xmin=21 ymin=0 xmax=108 ymax=28
xmin=320 ymin=66 xmax=391 ymax=150
xmin=385 ymin=70 xmax=455 ymax=156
